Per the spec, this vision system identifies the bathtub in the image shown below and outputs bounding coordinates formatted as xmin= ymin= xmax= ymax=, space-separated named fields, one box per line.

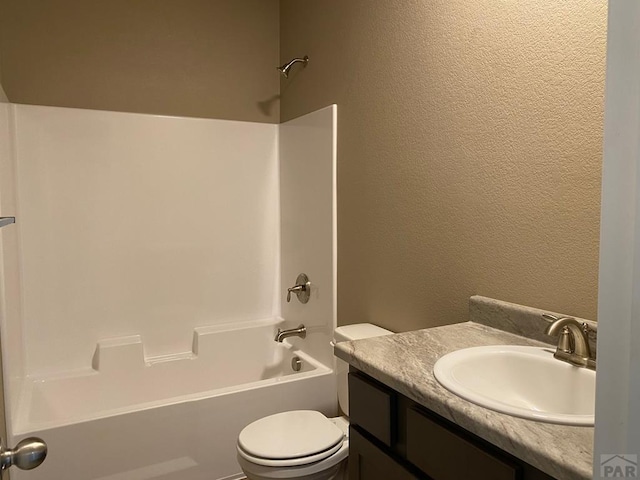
xmin=11 ymin=318 xmax=337 ymax=480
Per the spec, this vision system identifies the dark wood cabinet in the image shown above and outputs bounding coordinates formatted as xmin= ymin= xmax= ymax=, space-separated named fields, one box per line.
xmin=405 ymin=407 xmax=519 ymax=480
xmin=349 ymin=371 xmax=395 ymax=447
xmin=348 ymin=370 xmax=556 ymax=480
xmin=349 ymin=427 xmax=418 ymax=480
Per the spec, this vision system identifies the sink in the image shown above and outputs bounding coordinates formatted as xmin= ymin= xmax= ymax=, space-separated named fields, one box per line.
xmin=433 ymin=345 xmax=595 ymax=426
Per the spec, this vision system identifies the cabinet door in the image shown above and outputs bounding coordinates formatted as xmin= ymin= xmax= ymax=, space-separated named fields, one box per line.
xmin=349 ymin=427 xmax=418 ymax=480
xmin=406 ymin=407 xmax=519 ymax=480
xmin=349 ymin=372 xmax=395 ymax=446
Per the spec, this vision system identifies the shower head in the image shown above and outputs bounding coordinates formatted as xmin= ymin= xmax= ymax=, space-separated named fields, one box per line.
xmin=277 ymin=56 xmax=309 ymax=78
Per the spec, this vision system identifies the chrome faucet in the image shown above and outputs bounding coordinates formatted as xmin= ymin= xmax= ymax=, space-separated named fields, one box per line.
xmin=543 ymin=314 xmax=596 ymax=370
xmin=275 ymin=324 xmax=306 ymax=343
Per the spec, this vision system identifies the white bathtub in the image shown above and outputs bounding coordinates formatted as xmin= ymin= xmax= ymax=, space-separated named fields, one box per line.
xmin=11 ymin=318 xmax=337 ymax=480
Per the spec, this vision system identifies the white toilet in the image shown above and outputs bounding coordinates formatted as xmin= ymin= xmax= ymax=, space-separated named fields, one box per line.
xmin=236 ymin=323 xmax=392 ymax=480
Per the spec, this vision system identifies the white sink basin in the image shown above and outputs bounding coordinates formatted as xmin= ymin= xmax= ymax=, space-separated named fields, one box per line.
xmin=433 ymin=345 xmax=595 ymax=426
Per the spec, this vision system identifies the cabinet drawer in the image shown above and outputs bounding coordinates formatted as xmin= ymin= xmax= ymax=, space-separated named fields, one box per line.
xmin=349 ymin=373 xmax=394 ymax=446
xmin=349 ymin=427 xmax=418 ymax=480
xmin=406 ymin=407 xmax=520 ymax=480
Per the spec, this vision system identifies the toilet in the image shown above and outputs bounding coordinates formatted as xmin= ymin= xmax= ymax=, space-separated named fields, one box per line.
xmin=236 ymin=323 xmax=392 ymax=480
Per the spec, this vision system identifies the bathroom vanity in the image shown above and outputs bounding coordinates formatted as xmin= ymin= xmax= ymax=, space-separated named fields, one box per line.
xmin=348 ymin=369 xmax=554 ymax=479
xmin=334 ymin=296 xmax=595 ymax=480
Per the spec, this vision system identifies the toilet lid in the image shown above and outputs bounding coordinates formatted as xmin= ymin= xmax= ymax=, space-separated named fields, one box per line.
xmin=238 ymin=410 xmax=344 ymax=460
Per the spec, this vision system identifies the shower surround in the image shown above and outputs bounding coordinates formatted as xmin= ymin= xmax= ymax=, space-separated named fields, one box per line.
xmin=0 ymin=103 xmax=338 ymax=479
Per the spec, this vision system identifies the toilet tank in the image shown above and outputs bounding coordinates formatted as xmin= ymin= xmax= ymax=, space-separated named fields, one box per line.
xmin=333 ymin=323 xmax=393 ymax=416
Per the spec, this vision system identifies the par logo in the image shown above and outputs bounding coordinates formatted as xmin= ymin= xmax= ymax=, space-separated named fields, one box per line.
xmin=601 ymin=454 xmax=638 ymax=478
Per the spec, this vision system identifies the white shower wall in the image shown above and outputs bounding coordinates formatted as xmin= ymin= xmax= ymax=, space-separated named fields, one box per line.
xmin=14 ymin=106 xmax=280 ymax=376
xmin=279 ymin=105 xmax=337 ymax=368
xmin=0 ymin=101 xmax=24 ymax=435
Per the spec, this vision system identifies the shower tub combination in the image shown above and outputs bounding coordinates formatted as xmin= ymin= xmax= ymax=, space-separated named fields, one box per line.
xmin=12 ymin=318 xmax=337 ymax=480
xmin=0 ymin=103 xmax=338 ymax=480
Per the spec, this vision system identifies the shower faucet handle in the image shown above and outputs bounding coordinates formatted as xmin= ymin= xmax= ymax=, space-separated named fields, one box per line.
xmin=287 ymin=273 xmax=311 ymax=304
xmin=286 ymin=285 xmax=304 ymax=302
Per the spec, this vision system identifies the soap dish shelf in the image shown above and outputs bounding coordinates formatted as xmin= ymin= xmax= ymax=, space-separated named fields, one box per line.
xmin=0 ymin=217 xmax=15 ymax=228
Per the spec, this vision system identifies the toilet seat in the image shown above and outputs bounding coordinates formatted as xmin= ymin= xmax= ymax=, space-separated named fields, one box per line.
xmin=238 ymin=441 xmax=343 ymax=467
xmin=237 ymin=410 xmax=346 ymax=467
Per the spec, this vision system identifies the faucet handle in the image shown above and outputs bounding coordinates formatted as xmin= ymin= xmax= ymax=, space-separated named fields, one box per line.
xmin=557 ymin=326 xmax=574 ymax=354
xmin=286 ymin=273 xmax=310 ymax=304
xmin=581 ymin=321 xmax=596 ymax=336
xmin=287 ymin=285 xmax=305 ymax=302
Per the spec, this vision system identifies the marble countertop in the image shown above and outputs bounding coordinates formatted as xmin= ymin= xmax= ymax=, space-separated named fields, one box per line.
xmin=334 ymin=322 xmax=593 ymax=480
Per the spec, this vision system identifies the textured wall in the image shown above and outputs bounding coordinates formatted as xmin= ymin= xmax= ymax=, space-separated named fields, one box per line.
xmin=0 ymin=0 xmax=280 ymax=122
xmin=0 ymin=28 xmax=9 ymax=103
xmin=280 ymin=0 xmax=607 ymax=329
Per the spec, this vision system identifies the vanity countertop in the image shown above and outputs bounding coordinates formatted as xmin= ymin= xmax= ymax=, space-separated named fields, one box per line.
xmin=334 ymin=321 xmax=593 ymax=480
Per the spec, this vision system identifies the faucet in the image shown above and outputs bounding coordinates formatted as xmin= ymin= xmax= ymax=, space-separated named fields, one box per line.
xmin=543 ymin=314 xmax=596 ymax=370
xmin=275 ymin=324 xmax=306 ymax=343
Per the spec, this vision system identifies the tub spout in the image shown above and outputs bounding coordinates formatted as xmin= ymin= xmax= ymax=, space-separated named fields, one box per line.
xmin=275 ymin=324 xmax=306 ymax=343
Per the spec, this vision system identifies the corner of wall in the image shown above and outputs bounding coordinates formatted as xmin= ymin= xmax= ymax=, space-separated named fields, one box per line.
xmin=0 ymin=21 xmax=7 ymax=104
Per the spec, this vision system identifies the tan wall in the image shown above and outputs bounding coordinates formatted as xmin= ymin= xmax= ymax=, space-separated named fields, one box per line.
xmin=280 ymin=1 xmax=607 ymax=330
xmin=0 ymin=61 xmax=7 ymax=102
xmin=0 ymin=0 xmax=280 ymax=122
xmin=0 ymin=35 xmax=6 ymax=102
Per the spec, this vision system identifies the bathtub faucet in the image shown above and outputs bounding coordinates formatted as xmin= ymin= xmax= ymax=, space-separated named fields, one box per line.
xmin=275 ymin=324 xmax=307 ymax=343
